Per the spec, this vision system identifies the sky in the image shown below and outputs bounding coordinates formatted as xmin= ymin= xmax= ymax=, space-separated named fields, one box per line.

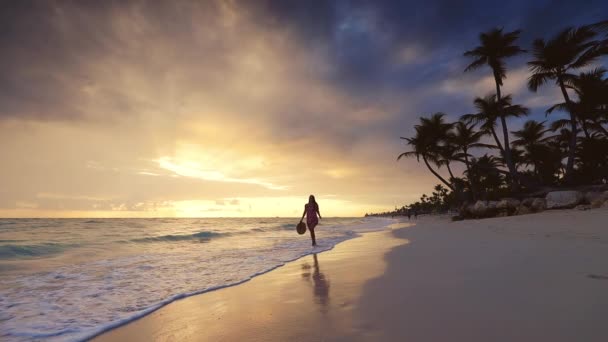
xmin=1 ymin=0 xmax=606 ymax=218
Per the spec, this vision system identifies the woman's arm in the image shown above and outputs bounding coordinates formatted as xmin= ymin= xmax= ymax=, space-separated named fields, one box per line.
xmin=300 ymin=205 xmax=306 ymax=222
xmin=317 ymin=207 xmax=322 ymax=219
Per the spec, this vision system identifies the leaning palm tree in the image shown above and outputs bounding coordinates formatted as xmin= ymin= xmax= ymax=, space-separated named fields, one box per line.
xmin=527 ymin=25 xmax=605 ymax=181
xmin=398 ymin=113 xmax=455 ymax=191
xmin=464 ymin=28 xmax=525 ymax=188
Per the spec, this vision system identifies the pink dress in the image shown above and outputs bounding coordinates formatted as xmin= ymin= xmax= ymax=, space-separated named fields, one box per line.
xmin=306 ymin=204 xmax=319 ymax=229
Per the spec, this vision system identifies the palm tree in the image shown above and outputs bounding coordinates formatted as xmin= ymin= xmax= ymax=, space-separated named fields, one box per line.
xmin=398 ymin=113 xmax=455 ymax=191
xmin=437 ymin=144 xmax=458 ymax=181
xmin=527 ymin=25 xmax=605 ymax=181
xmin=462 ymin=95 xmax=529 ymax=171
xmin=450 ymin=121 xmax=495 ymax=199
xmin=568 ymin=69 xmax=608 ymax=137
xmin=451 ymin=121 xmax=494 ymax=171
xmin=464 ymin=28 xmax=526 ymax=188
xmin=575 ymin=135 xmax=608 ymax=184
xmin=547 ymin=68 xmax=608 ymax=138
xmin=464 ymin=154 xmax=505 ymax=199
xmin=511 ymin=120 xmax=553 ymax=179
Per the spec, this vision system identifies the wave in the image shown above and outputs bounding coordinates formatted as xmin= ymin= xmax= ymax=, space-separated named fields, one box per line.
xmin=131 ymin=231 xmax=230 ymax=243
xmin=0 ymin=243 xmax=76 ymax=259
xmin=278 ymin=223 xmax=297 ymax=230
xmin=82 ymin=240 xmax=342 ymax=342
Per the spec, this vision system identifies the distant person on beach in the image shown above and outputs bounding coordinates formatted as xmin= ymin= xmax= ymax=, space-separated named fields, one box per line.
xmin=414 ymin=210 xmax=418 ymax=219
xmin=407 ymin=210 xmax=411 ymax=220
xmin=301 ymin=195 xmax=322 ymax=246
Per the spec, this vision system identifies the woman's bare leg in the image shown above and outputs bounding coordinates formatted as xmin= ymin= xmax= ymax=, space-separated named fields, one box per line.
xmin=309 ymin=227 xmax=317 ymax=246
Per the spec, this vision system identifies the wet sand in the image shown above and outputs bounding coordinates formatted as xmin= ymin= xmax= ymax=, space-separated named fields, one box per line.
xmin=95 ymin=208 xmax=608 ymax=341
xmin=93 ymin=224 xmax=409 ymax=341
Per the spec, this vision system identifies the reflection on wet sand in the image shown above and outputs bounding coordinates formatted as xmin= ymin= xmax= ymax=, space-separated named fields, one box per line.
xmin=301 ymin=253 xmax=330 ymax=312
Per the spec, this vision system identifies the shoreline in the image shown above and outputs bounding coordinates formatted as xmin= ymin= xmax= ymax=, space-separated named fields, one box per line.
xmin=89 ymin=220 xmax=406 ymax=341
xmin=95 ymin=208 xmax=608 ymax=341
xmin=93 ymin=222 xmax=410 ymax=341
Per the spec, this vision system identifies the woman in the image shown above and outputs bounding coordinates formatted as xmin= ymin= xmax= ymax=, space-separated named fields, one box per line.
xmin=300 ymin=195 xmax=322 ymax=246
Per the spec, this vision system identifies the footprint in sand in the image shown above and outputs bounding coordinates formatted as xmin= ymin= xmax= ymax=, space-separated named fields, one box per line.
xmin=587 ymin=274 xmax=608 ymax=280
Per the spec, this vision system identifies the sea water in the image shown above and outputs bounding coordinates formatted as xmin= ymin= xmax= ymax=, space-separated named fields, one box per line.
xmin=0 ymin=217 xmax=395 ymax=341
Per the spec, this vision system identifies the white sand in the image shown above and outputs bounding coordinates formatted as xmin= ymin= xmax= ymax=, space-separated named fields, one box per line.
xmin=95 ymin=208 xmax=608 ymax=341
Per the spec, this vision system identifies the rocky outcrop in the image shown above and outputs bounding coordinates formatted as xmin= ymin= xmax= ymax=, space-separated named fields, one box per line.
xmin=497 ymin=198 xmax=520 ymax=210
xmin=545 ymin=191 xmax=583 ymax=209
xmin=515 ymin=205 xmax=532 ymax=215
xmin=521 ymin=198 xmax=535 ymax=208
xmin=531 ymin=198 xmax=546 ymax=212
xmin=456 ymin=189 xmax=607 ymax=221
xmin=584 ymin=191 xmax=605 ymax=206
xmin=464 ymin=200 xmax=500 ymax=218
xmin=470 ymin=201 xmax=487 ymax=217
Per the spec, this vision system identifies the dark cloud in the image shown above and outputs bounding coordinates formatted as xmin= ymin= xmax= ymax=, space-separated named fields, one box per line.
xmin=1 ymin=0 xmax=606 ymax=134
xmin=258 ymin=0 xmax=607 ymax=95
xmin=0 ymin=0 xmax=232 ymax=120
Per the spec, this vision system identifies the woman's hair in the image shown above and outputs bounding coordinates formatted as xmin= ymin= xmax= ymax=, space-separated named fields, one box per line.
xmin=308 ymin=195 xmax=318 ymax=210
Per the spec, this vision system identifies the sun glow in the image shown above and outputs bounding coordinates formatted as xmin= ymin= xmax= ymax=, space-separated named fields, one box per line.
xmin=157 ymin=156 xmax=287 ymax=190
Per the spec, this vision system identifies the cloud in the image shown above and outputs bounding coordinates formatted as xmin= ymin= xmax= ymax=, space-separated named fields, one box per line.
xmin=156 ymin=157 xmax=287 ymax=191
xmin=1 ymin=1 xmax=606 ymax=217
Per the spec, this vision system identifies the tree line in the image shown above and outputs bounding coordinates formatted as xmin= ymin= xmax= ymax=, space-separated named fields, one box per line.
xmin=374 ymin=20 xmax=608 ymax=216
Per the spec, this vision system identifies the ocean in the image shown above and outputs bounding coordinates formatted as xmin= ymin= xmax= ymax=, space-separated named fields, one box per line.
xmin=0 ymin=217 xmax=395 ymax=341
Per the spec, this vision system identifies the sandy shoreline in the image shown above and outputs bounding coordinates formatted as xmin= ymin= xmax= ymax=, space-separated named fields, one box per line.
xmin=94 ymin=209 xmax=608 ymax=341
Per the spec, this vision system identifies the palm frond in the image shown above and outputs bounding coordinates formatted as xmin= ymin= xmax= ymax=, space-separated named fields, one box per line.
xmin=546 ymin=102 xmax=568 ymax=114
xmin=397 ymin=151 xmax=418 ymax=161
xmin=464 ymin=56 xmax=487 ymax=72
xmin=528 ymin=72 xmax=552 ymax=91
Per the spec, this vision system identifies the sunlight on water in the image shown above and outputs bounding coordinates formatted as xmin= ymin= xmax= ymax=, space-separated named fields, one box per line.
xmin=0 ymin=217 xmax=396 ymax=341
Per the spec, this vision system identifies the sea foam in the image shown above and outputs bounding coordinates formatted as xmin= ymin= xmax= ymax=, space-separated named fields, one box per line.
xmin=0 ymin=217 xmax=395 ymax=342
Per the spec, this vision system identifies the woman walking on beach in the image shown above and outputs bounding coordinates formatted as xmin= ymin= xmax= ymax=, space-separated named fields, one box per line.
xmin=301 ymin=195 xmax=322 ymax=246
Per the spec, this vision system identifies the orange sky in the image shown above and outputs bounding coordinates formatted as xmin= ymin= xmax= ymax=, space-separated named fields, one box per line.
xmin=0 ymin=2 xmax=425 ymax=217
xmin=0 ymin=1 xmax=575 ymax=217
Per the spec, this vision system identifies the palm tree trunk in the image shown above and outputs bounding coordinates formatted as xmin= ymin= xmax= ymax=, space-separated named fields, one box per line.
xmin=558 ymin=78 xmax=578 ymax=183
xmin=580 ymin=119 xmax=590 ymax=138
xmin=464 ymin=149 xmax=477 ymax=201
xmin=490 ymin=127 xmax=504 ymax=153
xmin=446 ymin=162 xmax=455 ymax=181
xmin=494 ymin=74 xmax=518 ymax=191
xmin=422 ymin=155 xmax=454 ymax=191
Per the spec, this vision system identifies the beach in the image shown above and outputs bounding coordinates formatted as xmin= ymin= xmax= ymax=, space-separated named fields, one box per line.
xmin=95 ymin=208 xmax=608 ymax=341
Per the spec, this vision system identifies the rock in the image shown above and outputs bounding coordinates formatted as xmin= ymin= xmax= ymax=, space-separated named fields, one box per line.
xmin=486 ymin=201 xmax=500 ymax=217
xmin=467 ymin=200 xmax=500 ymax=218
xmin=530 ymin=198 xmax=546 ymax=212
xmin=591 ymin=199 xmax=605 ymax=208
xmin=452 ymin=215 xmax=464 ymax=221
xmin=584 ymin=191 xmax=604 ymax=205
xmin=470 ymin=200 xmax=487 ymax=217
xmin=575 ymin=204 xmax=591 ymax=211
xmin=458 ymin=202 xmax=474 ymax=218
xmin=515 ymin=205 xmax=531 ymax=215
xmin=545 ymin=191 xmax=583 ymax=209
xmin=497 ymin=198 xmax=520 ymax=210
xmin=521 ymin=198 xmax=535 ymax=207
